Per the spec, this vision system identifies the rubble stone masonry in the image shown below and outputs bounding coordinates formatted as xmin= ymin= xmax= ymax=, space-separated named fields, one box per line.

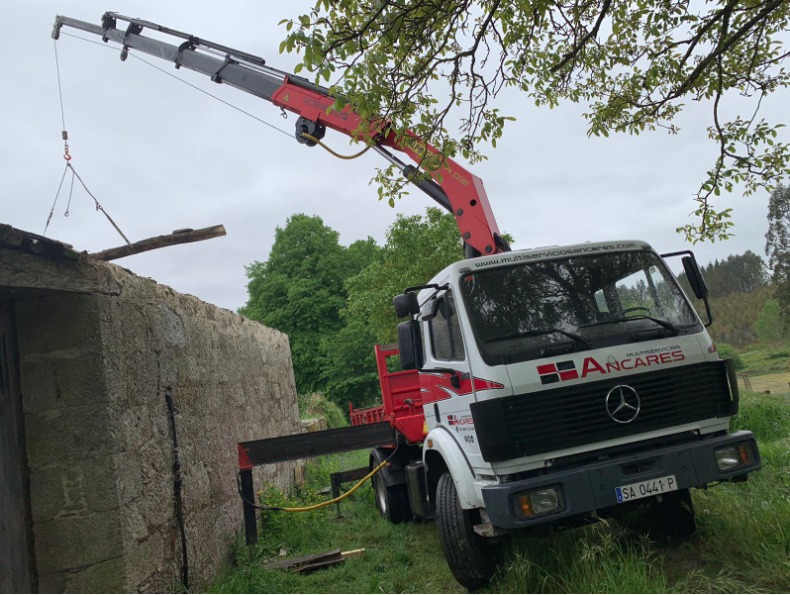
xmin=2 ymin=231 xmax=300 ymax=592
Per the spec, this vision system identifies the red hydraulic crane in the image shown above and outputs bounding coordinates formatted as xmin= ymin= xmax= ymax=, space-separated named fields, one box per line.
xmin=52 ymin=12 xmax=510 ymax=258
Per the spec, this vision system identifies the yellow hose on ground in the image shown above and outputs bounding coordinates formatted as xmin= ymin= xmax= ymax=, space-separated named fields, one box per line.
xmin=260 ymin=459 xmax=388 ymax=513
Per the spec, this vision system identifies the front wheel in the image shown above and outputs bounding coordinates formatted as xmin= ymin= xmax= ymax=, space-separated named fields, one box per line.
xmin=435 ymin=472 xmax=500 ymax=590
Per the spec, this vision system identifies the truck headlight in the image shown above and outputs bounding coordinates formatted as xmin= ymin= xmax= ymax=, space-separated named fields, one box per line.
xmin=515 ymin=486 xmax=563 ymax=518
xmin=715 ymin=443 xmax=753 ymax=472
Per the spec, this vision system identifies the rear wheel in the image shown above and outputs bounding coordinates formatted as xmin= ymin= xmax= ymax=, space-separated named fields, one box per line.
xmin=370 ymin=449 xmax=410 ymax=524
xmin=435 ymin=472 xmax=500 ymax=590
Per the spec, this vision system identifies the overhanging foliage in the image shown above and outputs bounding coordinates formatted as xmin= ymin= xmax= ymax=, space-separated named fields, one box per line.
xmin=282 ymin=0 xmax=790 ymax=242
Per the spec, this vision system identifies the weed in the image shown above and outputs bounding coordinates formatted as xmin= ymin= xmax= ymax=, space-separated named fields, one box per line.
xmin=732 ymin=391 xmax=790 ymax=442
xmin=298 ymin=392 xmax=348 ymax=428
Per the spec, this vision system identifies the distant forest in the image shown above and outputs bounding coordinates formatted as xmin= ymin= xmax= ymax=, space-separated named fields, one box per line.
xmin=682 ymin=250 xmax=781 ymax=348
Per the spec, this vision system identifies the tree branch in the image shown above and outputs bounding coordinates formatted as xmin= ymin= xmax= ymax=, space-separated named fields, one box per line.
xmin=551 ymin=0 xmax=613 ymax=73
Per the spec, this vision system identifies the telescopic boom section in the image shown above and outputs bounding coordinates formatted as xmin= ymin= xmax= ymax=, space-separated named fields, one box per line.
xmin=52 ymin=12 xmax=509 ymax=256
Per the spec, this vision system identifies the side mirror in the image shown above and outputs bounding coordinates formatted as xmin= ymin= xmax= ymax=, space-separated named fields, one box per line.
xmin=422 ymin=298 xmax=441 ymax=322
xmin=682 ymin=255 xmax=709 ymax=300
xmin=662 ymin=249 xmax=713 ymax=327
xmin=394 ymin=292 xmax=420 ymax=318
xmin=397 ymin=320 xmax=423 ymax=370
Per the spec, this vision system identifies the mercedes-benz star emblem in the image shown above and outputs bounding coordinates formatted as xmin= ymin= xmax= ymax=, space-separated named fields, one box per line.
xmin=605 ymin=385 xmax=641 ymax=424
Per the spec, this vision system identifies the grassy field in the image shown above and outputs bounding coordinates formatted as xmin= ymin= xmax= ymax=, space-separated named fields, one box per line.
xmin=735 ymin=341 xmax=789 ymax=392
xmin=739 ymin=344 xmax=790 ymax=377
xmin=211 ymin=391 xmax=790 ymax=593
xmin=737 ymin=370 xmax=790 ymax=394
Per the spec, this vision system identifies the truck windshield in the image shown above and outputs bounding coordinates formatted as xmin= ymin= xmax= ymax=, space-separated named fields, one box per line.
xmin=460 ymin=250 xmax=702 ymax=365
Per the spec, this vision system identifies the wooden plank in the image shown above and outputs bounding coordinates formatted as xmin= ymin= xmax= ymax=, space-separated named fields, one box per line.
xmin=262 ymin=549 xmax=366 ymax=573
xmin=341 ymin=548 xmax=366 ymax=558
xmin=89 ymin=225 xmax=226 ymax=261
xmin=263 ymin=549 xmax=343 ymax=571
xmin=294 ymin=558 xmax=345 ymax=574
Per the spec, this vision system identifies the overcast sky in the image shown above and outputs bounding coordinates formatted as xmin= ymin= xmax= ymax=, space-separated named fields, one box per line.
xmin=2 ymin=1 xmax=786 ymax=312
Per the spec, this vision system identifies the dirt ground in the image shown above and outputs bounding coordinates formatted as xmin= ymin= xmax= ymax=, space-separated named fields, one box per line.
xmin=738 ymin=371 xmax=790 ymax=394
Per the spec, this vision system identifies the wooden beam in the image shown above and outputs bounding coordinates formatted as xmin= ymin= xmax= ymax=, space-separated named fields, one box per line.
xmin=262 ymin=549 xmax=366 ymax=573
xmin=89 ymin=225 xmax=226 ymax=261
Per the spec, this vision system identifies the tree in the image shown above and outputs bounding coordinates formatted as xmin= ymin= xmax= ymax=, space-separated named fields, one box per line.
xmin=676 ymin=250 xmax=771 ymax=346
xmin=697 ymin=250 xmax=767 ymax=297
xmin=703 ymin=285 xmax=772 ymax=346
xmin=282 ymin=1 xmax=790 ymax=242
xmin=239 ymin=214 xmax=378 ymax=394
xmin=345 ymin=207 xmax=468 ymax=343
xmin=765 ymin=183 xmax=790 ymax=333
xmin=320 ymin=317 xmax=382 ymax=408
xmin=753 ymin=298 xmax=784 ymax=343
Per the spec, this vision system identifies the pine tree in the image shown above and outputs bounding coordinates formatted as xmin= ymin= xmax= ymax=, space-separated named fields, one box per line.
xmin=765 ymin=184 xmax=790 ymax=336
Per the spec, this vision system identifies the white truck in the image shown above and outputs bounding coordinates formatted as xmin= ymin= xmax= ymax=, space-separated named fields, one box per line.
xmin=379 ymin=239 xmax=760 ymax=588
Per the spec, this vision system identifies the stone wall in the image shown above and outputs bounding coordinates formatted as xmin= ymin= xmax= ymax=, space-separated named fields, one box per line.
xmin=2 ymin=230 xmax=301 ymax=593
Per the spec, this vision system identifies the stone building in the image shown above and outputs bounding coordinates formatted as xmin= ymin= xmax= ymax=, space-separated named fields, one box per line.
xmin=0 ymin=224 xmax=300 ymax=593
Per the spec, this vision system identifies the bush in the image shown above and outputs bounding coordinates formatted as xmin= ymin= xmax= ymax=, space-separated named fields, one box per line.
xmin=297 ymin=392 xmax=348 ymax=428
xmin=753 ymin=299 xmax=784 ymax=344
xmin=716 ymin=343 xmax=744 ymax=369
xmin=732 ymin=391 xmax=790 ymax=443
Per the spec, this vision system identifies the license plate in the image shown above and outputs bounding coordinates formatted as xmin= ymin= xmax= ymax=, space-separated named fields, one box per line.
xmin=615 ymin=474 xmax=677 ymax=503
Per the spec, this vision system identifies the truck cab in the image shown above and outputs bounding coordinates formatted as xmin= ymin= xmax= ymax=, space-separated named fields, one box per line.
xmin=393 ymin=239 xmax=760 ymax=589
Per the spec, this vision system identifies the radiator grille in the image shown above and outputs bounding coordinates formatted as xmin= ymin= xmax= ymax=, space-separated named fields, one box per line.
xmin=471 ymin=361 xmax=736 ymax=462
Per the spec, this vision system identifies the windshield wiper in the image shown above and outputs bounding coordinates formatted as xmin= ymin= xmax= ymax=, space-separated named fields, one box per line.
xmin=580 ymin=315 xmax=684 ymax=333
xmin=628 ymin=315 xmax=684 ymax=333
xmin=488 ymin=328 xmax=591 ymax=349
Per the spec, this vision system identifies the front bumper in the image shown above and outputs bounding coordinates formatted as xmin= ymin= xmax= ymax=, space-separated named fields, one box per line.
xmin=482 ymin=431 xmax=760 ymax=529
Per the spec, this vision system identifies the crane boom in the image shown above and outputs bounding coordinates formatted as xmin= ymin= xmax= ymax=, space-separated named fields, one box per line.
xmin=52 ymin=12 xmax=509 ymax=257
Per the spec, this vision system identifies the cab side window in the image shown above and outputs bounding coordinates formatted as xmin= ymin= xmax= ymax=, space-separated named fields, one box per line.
xmin=430 ymin=295 xmax=465 ymax=361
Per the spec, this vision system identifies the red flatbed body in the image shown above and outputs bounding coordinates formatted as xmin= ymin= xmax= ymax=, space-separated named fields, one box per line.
xmin=349 ymin=344 xmax=427 ymax=444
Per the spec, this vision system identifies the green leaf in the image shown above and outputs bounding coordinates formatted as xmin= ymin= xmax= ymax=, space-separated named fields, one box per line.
xmin=274 ymin=0 xmax=790 ymax=244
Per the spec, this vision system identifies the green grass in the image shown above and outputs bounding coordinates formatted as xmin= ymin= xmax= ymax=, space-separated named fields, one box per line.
xmin=211 ymin=451 xmax=459 ymax=593
xmin=211 ymin=391 xmax=790 ymax=593
xmin=298 ymin=392 xmax=348 ymax=428
xmin=739 ymin=342 xmax=790 ymax=376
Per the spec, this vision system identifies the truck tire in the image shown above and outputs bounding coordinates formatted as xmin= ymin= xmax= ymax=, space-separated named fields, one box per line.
xmin=435 ymin=472 xmax=499 ymax=590
xmin=652 ymin=488 xmax=697 ymax=540
xmin=370 ymin=450 xmax=411 ymax=524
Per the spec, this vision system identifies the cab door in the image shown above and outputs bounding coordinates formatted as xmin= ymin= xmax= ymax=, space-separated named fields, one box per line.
xmin=420 ymin=292 xmax=470 ymax=401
